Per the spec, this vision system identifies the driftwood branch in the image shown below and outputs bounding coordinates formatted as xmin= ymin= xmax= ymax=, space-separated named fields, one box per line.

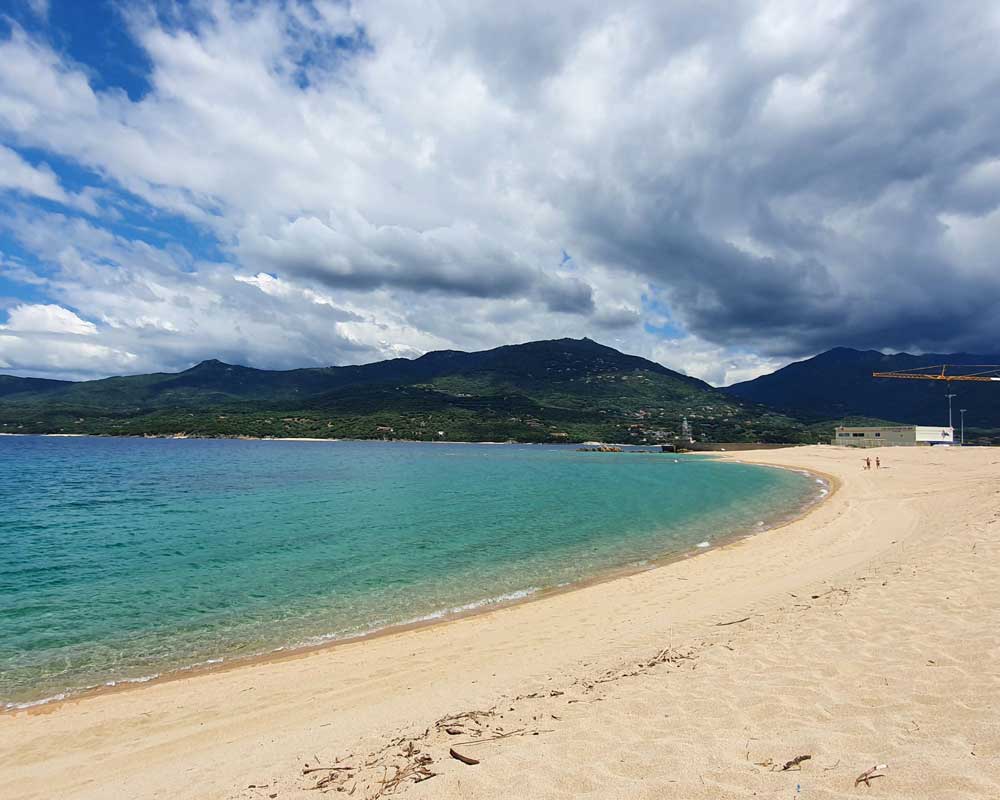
xmin=855 ymin=764 xmax=888 ymax=787
xmin=449 ymin=748 xmax=480 ymax=765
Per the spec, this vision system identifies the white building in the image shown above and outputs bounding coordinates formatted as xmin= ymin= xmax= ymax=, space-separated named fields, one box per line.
xmin=832 ymin=425 xmax=954 ymax=447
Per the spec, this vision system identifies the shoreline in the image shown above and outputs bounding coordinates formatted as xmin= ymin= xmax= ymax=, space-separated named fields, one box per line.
xmin=2 ymin=457 xmax=832 ymax=714
xmin=0 ymin=431 xmax=809 ymax=448
xmin=5 ymin=444 xmax=996 ymax=800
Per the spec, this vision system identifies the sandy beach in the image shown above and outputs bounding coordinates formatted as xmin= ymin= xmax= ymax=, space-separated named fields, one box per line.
xmin=2 ymin=444 xmax=999 ymax=799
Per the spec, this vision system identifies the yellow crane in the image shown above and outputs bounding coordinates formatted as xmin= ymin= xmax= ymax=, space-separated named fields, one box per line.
xmin=871 ymin=364 xmax=1000 ymax=442
xmin=872 ymin=365 xmax=1000 ymax=382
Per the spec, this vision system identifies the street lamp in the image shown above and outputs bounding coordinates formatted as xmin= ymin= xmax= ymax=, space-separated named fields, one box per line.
xmin=945 ymin=392 xmax=957 ymax=430
xmin=960 ymin=408 xmax=967 ymax=445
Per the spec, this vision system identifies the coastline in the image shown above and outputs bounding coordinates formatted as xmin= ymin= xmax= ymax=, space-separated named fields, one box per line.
xmin=1 ymin=430 xmax=811 ymax=448
xmin=3 ymin=445 xmax=997 ymax=800
xmin=2 ymin=456 xmax=831 ymax=713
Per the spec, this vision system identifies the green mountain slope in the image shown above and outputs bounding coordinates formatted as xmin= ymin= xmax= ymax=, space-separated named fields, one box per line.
xmin=0 ymin=338 xmax=809 ymax=443
xmin=0 ymin=374 xmax=73 ymax=399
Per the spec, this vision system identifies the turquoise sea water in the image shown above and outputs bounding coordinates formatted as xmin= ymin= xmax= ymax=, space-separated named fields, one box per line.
xmin=0 ymin=436 xmax=822 ymax=708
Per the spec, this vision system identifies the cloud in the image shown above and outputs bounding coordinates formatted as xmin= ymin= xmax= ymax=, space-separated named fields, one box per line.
xmin=26 ymin=0 xmax=49 ymax=21
xmin=1 ymin=1 xmax=999 ymax=384
xmin=0 ymin=145 xmax=68 ymax=204
xmin=0 ymin=303 xmax=138 ymax=381
xmin=0 ymin=207 xmax=456 ymax=377
xmin=592 ymin=303 xmax=641 ymax=330
xmin=649 ymin=337 xmax=786 ymax=387
xmin=0 ymin=143 xmax=99 ymax=216
xmin=239 ymin=216 xmax=533 ymax=297
xmin=1 ymin=303 xmax=97 ymax=335
xmin=0 ymin=334 xmax=137 ymax=380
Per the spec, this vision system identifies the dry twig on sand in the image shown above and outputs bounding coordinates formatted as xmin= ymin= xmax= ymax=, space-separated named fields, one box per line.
xmin=434 ymin=709 xmax=495 ymax=738
xmin=303 ymin=703 xmax=561 ymax=796
xmin=372 ymin=742 xmax=437 ymax=797
xmin=778 ymin=754 xmax=811 ymax=771
xmin=451 ymin=728 xmax=554 ymax=747
xmin=754 ymin=754 xmax=811 ymax=772
xmin=304 ymin=740 xmax=438 ymax=795
xmin=811 ymin=587 xmax=850 ymax=600
xmin=301 ymin=639 xmax=707 ymax=797
xmin=302 ymin=765 xmax=354 ymax=775
xmin=855 ymin=763 xmax=888 ymax=787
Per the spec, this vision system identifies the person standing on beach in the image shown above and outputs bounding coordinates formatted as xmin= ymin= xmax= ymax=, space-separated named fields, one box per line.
xmin=865 ymin=456 xmax=871 ymax=470
xmin=876 ymin=456 xmax=881 ymax=469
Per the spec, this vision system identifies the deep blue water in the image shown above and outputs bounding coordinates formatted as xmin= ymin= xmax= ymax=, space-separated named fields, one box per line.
xmin=0 ymin=436 xmax=821 ymax=707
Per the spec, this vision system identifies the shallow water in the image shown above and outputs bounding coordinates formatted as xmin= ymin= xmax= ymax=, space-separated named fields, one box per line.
xmin=0 ymin=436 xmax=820 ymax=707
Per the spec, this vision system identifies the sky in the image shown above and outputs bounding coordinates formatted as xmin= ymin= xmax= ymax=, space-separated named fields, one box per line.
xmin=1 ymin=1 xmax=999 ymax=386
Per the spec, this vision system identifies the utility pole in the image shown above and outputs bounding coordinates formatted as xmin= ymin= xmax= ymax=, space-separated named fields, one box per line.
xmin=960 ymin=408 xmax=967 ymax=445
xmin=945 ymin=392 xmax=957 ymax=430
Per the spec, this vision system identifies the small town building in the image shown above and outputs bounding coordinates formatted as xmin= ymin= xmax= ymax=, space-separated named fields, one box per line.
xmin=831 ymin=425 xmax=954 ymax=447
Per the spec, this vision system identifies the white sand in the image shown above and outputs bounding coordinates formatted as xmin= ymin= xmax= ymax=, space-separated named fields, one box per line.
xmin=2 ymin=445 xmax=999 ymax=799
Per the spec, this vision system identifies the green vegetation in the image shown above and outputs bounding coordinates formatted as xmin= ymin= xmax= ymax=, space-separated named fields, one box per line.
xmin=12 ymin=339 xmax=992 ymax=444
xmin=0 ymin=338 xmax=824 ymax=444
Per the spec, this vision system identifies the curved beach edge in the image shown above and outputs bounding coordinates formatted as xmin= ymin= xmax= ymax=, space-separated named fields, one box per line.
xmin=2 ymin=444 xmax=998 ymax=800
xmin=2 ymin=454 xmax=831 ymax=712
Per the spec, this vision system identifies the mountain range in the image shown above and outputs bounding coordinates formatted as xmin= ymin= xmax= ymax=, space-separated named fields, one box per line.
xmin=0 ymin=338 xmax=803 ymax=443
xmin=724 ymin=347 xmax=1000 ymax=436
xmin=1 ymin=339 xmax=997 ymax=443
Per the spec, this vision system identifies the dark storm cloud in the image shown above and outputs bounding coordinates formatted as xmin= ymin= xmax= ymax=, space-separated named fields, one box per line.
xmin=545 ymin=0 xmax=1000 ymax=357
xmin=237 ymin=215 xmax=594 ymax=313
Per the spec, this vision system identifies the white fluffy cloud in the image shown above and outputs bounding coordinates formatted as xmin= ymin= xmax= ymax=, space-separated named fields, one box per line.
xmin=1 ymin=303 xmax=97 ymax=335
xmin=0 ymin=334 xmax=137 ymax=379
xmin=1 ymin=1 xmax=999 ymax=384
xmin=0 ymin=302 xmax=138 ymax=380
xmin=0 ymin=145 xmax=68 ymax=204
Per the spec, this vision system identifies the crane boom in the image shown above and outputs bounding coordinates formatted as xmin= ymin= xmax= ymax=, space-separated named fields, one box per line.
xmin=872 ymin=364 xmax=1000 ymax=382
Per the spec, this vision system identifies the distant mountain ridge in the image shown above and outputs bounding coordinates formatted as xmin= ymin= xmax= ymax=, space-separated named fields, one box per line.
xmin=9 ymin=340 xmax=994 ymax=444
xmin=0 ymin=338 xmax=710 ymax=408
xmin=724 ymin=347 xmax=1000 ymax=431
xmin=0 ymin=338 xmax=805 ymax=443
